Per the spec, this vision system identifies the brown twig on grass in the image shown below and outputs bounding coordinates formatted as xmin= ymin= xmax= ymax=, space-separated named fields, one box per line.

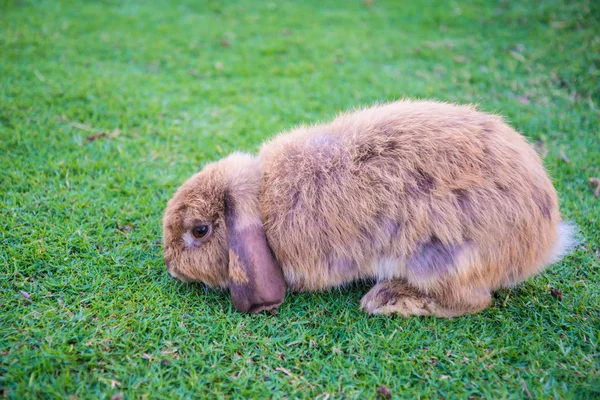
xmin=589 ymin=178 xmax=600 ymax=197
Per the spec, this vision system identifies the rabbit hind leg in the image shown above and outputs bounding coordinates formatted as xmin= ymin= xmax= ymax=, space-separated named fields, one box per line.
xmin=363 ymin=236 xmax=494 ymax=317
xmin=360 ymin=279 xmax=491 ymax=318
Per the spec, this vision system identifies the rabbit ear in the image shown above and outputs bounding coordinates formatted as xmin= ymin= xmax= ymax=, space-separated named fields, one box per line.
xmin=224 ymin=191 xmax=286 ymax=313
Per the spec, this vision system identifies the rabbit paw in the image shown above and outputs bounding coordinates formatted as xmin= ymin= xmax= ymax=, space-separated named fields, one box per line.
xmin=360 ymin=281 xmax=436 ymax=317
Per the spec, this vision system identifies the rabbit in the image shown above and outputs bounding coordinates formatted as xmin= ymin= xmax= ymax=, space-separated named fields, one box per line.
xmin=162 ymin=100 xmax=576 ymax=317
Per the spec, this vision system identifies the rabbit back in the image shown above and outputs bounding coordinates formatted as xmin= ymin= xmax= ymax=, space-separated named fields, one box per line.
xmin=259 ymin=101 xmax=562 ymax=292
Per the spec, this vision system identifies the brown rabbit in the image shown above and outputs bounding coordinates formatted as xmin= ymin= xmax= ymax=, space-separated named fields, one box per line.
xmin=162 ymin=100 xmax=575 ymax=317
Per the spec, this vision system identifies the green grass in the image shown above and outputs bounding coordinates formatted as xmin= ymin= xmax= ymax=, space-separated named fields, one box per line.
xmin=1 ymin=0 xmax=599 ymax=398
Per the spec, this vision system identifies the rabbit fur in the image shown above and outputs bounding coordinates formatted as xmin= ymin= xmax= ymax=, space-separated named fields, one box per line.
xmin=162 ymin=100 xmax=575 ymax=317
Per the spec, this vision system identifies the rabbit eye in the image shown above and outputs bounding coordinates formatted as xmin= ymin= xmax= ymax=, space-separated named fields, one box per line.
xmin=192 ymin=225 xmax=210 ymax=239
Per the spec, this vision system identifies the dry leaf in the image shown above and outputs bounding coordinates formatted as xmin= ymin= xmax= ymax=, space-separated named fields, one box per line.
xmin=111 ymin=394 xmax=123 ymax=400
xmin=518 ymin=95 xmax=529 ymax=104
xmin=20 ymin=290 xmax=31 ymax=301
xmin=85 ymin=132 xmax=107 ymax=142
xmin=550 ymin=287 xmax=564 ymax=301
xmin=71 ymin=121 xmax=94 ymax=131
xmin=376 ymin=385 xmax=392 ymax=399
xmin=34 ymin=70 xmax=46 ymax=82
xmin=510 ymin=50 xmax=526 ymax=62
xmin=521 ymin=380 xmax=533 ymax=399
xmin=589 ymin=178 xmax=600 ymax=197
xmin=276 ymin=367 xmax=293 ymax=376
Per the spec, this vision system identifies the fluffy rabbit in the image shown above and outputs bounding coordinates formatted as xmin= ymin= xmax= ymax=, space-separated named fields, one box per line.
xmin=163 ymin=100 xmax=575 ymax=317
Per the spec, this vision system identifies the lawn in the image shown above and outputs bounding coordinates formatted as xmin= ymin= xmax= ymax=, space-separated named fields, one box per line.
xmin=1 ymin=0 xmax=599 ymax=398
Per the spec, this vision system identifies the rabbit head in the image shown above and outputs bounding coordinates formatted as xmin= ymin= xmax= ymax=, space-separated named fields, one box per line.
xmin=162 ymin=153 xmax=286 ymax=313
